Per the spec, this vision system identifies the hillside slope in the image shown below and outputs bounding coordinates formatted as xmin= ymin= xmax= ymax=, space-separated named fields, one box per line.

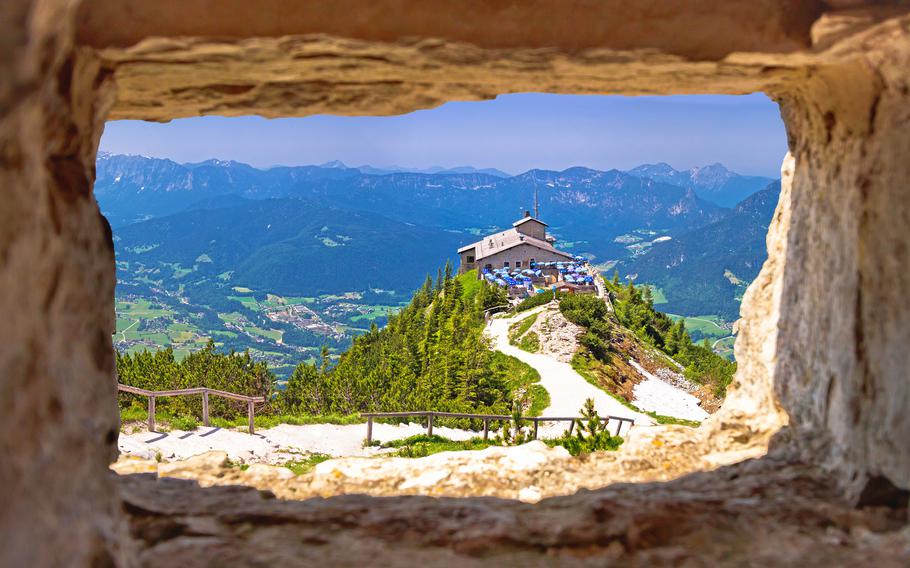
xmin=115 ymin=198 xmax=464 ymax=298
xmin=618 ymin=180 xmax=781 ymax=320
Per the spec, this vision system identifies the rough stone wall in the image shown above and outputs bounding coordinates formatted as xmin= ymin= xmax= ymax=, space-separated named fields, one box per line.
xmin=2 ymin=1 xmax=910 ymax=565
xmin=703 ymin=155 xmax=794 ymax=459
xmin=772 ymin=29 xmax=910 ymax=499
xmin=0 ymin=1 xmax=128 ymax=565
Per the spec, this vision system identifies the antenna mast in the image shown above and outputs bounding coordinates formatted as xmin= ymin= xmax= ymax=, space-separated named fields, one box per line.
xmin=534 ymin=186 xmax=539 ymax=219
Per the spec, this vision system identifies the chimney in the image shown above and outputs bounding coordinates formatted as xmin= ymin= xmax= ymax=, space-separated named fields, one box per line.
xmin=524 ymin=210 xmax=531 ymax=218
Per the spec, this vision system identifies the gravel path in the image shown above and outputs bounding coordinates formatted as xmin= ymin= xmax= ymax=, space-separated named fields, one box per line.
xmin=487 ymin=307 xmax=654 ymax=435
xmin=118 ymin=422 xmax=479 ymax=464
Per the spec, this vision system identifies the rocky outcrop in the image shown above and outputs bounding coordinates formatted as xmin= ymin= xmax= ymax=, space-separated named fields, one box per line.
xmin=529 ymin=307 xmax=582 ymax=362
xmin=0 ymin=1 xmax=125 ymax=566
xmin=3 ymin=1 xmax=910 ymax=565
xmin=117 ymin=454 xmax=910 ymax=567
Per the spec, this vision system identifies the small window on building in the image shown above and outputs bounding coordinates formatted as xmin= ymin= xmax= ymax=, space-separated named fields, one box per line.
xmin=503 ymin=261 xmax=510 ymax=268
xmin=516 ymin=261 xmax=522 ymax=268
xmin=530 ymin=258 xmax=536 ymax=264
xmin=467 ymin=255 xmax=475 ymax=263
xmin=485 ymin=264 xmax=493 ymax=271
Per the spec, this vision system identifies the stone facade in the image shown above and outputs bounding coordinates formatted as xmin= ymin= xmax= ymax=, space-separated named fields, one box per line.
xmin=2 ymin=1 xmax=910 ymax=565
xmin=458 ymin=216 xmax=574 ymax=274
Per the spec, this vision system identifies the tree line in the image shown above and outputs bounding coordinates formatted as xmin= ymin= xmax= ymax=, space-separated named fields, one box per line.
xmin=565 ymin=274 xmax=736 ymax=397
xmin=117 ymin=264 xmax=517 ymax=420
xmin=280 ymin=264 xmax=515 ymax=415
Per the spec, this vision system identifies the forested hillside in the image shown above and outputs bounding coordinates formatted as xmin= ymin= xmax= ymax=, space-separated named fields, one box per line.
xmin=618 ymin=181 xmax=782 ymax=320
xmin=568 ymin=277 xmax=736 ymax=400
xmin=115 ymin=197 xmax=464 ymax=297
xmin=281 ymin=267 xmax=547 ymax=416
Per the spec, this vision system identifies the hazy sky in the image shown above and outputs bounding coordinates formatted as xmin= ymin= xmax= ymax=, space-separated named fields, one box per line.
xmin=100 ymin=93 xmax=787 ymax=177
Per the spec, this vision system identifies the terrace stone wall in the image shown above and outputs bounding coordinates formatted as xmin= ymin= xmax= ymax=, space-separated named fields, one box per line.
xmin=1 ymin=0 xmax=908 ymax=565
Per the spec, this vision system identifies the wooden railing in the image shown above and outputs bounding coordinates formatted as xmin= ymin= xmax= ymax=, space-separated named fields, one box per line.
xmin=117 ymin=384 xmax=266 ymax=434
xmin=360 ymin=411 xmax=635 ymax=443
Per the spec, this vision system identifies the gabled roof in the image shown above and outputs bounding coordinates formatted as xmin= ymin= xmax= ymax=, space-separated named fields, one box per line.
xmin=513 ymin=216 xmax=548 ymax=228
xmin=459 ymin=227 xmax=573 ymax=262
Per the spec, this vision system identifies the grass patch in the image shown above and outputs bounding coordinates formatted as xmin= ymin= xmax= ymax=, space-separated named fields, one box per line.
xmin=514 ymin=291 xmax=564 ymax=313
xmin=282 ymin=454 xmax=331 ymax=475
xmin=517 ymin=331 xmax=540 ymax=353
xmin=121 ymin=404 xmax=365 ymax=431
xmin=119 ymin=405 xmax=200 ymax=432
xmin=457 ymin=269 xmax=484 ymax=303
xmin=571 ymin=355 xmax=701 ymax=428
xmin=121 ymin=403 xmax=147 ymax=422
xmin=509 ymin=312 xmax=538 ymax=342
xmin=492 ymin=351 xmax=549 ymax=416
xmin=640 ymin=284 xmax=668 ymax=305
xmin=248 ymin=326 xmax=282 ymax=342
xmin=170 ymin=415 xmax=199 ymax=431
xmin=209 ymin=413 xmax=365 ymax=430
xmin=380 ymin=434 xmax=496 ymax=458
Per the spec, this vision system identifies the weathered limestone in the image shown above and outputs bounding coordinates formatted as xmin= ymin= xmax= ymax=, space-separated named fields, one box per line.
xmin=0 ymin=1 xmax=127 ymax=566
xmin=772 ymin=31 xmax=910 ymax=499
xmin=118 ymin=456 xmax=910 ymax=567
xmin=2 ymin=1 xmax=910 ymax=565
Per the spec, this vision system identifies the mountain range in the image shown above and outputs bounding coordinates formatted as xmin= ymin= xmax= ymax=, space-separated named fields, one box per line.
xmin=98 ymin=153 xmax=778 ymax=326
xmin=627 ymin=162 xmax=773 ymax=207
xmin=618 ymin=180 xmax=782 ymax=320
xmin=95 ymin=154 xmax=748 ymax=248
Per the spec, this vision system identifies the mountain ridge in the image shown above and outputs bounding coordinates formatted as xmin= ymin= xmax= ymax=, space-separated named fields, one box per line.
xmin=626 ymin=162 xmax=773 ymax=207
xmin=618 ymin=180 xmax=782 ymax=319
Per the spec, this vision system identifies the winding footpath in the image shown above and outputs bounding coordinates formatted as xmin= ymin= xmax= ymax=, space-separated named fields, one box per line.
xmin=487 ymin=306 xmax=655 ymax=435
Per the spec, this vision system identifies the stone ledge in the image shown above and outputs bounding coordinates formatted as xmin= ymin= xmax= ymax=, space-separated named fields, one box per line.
xmin=118 ymin=457 xmax=910 ymax=566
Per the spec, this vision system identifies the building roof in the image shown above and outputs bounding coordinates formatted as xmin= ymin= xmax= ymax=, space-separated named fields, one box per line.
xmin=513 ymin=216 xmax=548 ymax=228
xmin=458 ymin=227 xmax=574 ymax=262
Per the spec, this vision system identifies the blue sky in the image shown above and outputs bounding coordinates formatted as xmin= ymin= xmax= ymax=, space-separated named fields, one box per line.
xmin=100 ymin=93 xmax=787 ymax=177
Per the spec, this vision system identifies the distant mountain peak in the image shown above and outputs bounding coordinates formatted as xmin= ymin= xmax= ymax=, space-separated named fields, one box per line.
xmin=626 ymin=161 xmax=771 ymax=208
xmin=690 ymin=162 xmax=731 ymax=175
xmin=319 ymin=160 xmax=350 ymax=169
xmin=356 ymin=164 xmax=512 ymax=177
xmin=629 ymin=162 xmax=679 ymax=175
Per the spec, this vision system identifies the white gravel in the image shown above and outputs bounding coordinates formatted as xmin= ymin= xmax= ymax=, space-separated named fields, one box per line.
xmin=487 ymin=307 xmax=654 ymax=436
xmin=628 ymin=359 xmax=709 ymax=422
xmin=118 ymin=421 xmax=478 ymax=464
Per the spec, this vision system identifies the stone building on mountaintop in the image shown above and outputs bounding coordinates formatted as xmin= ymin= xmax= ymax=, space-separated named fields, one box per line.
xmin=457 ymin=212 xmax=575 ymax=275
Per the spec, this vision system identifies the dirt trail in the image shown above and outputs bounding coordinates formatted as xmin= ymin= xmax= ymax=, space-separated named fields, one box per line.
xmin=118 ymin=421 xmax=480 ymax=464
xmin=487 ymin=306 xmax=653 ymax=435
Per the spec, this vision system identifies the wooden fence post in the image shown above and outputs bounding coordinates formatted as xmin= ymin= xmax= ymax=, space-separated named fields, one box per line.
xmin=615 ymin=419 xmax=622 ymax=437
xmin=483 ymin=418 xmax=489 ymax=440
xmin=148 ymin=396 xmax=156 ymax=431
xmin=533 ymin=418 xmax=539 ymax=440
xmin=202 ymin=391 xmax=210 ymax=427
xmin=567 ymin=419 xmax=575 ymax=436
xmin=248 ymin=400 xmax=255 ymax=434
xmin=427 ymin=413 xmax=434 ymax=437
xmin=366 ymin=417 xmax=373 ymax=444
